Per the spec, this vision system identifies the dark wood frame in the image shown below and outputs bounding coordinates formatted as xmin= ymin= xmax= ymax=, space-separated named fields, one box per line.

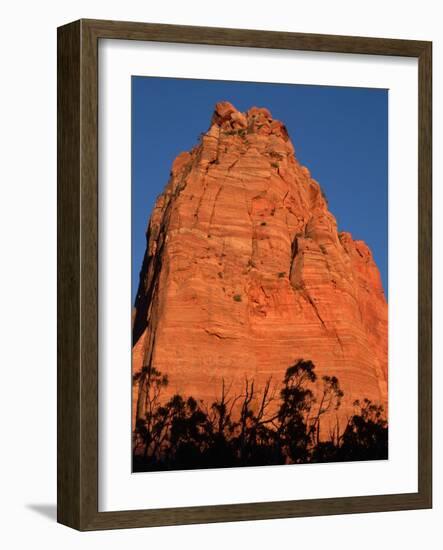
xmin=57 ymin=18 xmax=432 ymax=531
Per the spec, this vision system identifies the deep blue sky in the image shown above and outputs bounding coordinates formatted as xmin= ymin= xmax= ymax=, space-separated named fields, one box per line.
xmin=132 ymin=77 xmax=388 ymax=303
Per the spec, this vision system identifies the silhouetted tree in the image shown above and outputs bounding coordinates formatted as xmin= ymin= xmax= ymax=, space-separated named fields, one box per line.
xmin=133 ymin=365 xmax=169 ymax=464
xmin=338 ymin=399 xmax=388 ymax=461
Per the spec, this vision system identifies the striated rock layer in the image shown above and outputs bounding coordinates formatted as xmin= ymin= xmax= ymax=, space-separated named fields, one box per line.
xmin=132 ymin=102 xmax=388 ymax=433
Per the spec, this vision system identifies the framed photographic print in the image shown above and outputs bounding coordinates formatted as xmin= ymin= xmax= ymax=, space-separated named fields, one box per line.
xmin=57 ymin=19 xmax=432 ymax=530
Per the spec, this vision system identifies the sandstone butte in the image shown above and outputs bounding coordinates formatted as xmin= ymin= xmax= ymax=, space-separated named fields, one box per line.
xmin=132 ymin=101 xmax=388 ymax=436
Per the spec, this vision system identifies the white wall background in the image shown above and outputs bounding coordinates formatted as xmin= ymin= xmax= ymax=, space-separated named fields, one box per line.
xmin=0 ymin=0 xmax=440 ymax=547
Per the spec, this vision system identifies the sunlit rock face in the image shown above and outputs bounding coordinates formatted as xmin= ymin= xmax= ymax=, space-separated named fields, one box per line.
xmin=132 ymin=102 xmax=388 ymax=433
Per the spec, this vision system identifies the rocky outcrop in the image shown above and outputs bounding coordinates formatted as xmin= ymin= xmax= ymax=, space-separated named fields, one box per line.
xmin=132 ymin=102 xmax=388 ymax=432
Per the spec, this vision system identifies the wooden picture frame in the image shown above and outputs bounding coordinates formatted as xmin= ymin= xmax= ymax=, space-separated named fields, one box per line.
xmin=57 ymin=18 xmax=432 ymax=530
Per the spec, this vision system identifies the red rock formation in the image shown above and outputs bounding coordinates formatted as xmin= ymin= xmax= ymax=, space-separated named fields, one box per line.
xmin=132 ymin=101 xmax=388 ymax=433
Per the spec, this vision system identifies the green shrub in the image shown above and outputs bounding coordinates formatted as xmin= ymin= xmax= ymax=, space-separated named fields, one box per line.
xmin=233 ymin=294 xmax=242 ymax=302
xmin=278 ymin=272 xmax=285 ymax=278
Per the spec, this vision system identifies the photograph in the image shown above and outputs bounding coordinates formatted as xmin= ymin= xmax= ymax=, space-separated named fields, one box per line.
xmin=0 ymin=0 xmax=435 ymax=541
xmin=131 ymin=77 xmax=389 ymax=472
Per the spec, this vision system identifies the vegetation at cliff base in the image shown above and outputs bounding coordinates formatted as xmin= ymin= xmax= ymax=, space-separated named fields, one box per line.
xmin=133 ymin=360 xmax=388 ymax=472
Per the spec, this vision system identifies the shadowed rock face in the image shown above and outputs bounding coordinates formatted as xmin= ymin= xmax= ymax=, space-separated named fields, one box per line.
xmin=132 ymin=101 xmax=388 ymax=432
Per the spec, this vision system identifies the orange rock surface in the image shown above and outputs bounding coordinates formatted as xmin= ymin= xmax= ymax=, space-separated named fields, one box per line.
xmin=132 ymin=102 xmax=388 ymax=432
